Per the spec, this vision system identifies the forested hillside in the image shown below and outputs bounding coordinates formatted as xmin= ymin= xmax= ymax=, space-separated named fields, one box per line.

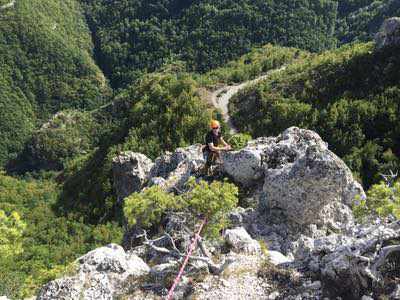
xmin=0 ymin=0 xmax=109 ymax=166
xmin=81 ymin=0 xmax=338 ymax=88
xmin=337 ymin=0 xmax=400 ymax=44
xmin=2 ymin=0 xmax=394 ymax=169
xmin=229 ymin=42 xmax=400 ymax=187
xmin=1 ymin=0 xmax=400 ymax=298
xmin=59 ymin=70 xmax=213 ymax=224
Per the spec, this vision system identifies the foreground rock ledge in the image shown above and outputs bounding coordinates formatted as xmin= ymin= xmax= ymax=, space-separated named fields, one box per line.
xmin=38 ymin=128 xmax=400 ymax=299
xmin=113 ymin=127 xmax=365 ymax=230
xmin=37 ymin=244 xmax=150 ymax=300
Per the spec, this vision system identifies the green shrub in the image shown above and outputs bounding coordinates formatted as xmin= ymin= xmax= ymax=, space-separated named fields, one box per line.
xmin=353 ymin=180 xmax=400 ymax=222
xmin=0 ymin=172 xmax=123 ymax=298
xmin=124 ymin=186 xmax=181 ymax=228
xmin=124 ymin=178 xmax=238 ymax=239
xmin=0 ymin=210 xmax=26 ymax=259
xmin=227 ymin=133 xmax=252 ymax=150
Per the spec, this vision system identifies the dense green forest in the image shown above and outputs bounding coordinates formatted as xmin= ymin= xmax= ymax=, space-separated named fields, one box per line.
xmin=2 ymin=0 xmax=394 ymax=169
xmin=1 ymin=0 xmax=400 ymax=298
xmin=337 ymin=0 xmax=400 ymax=44
xmin=229 ymin=42 xmax=400 ymax=187
xmin=0 ymin=172 xmax=122 ymax=297
xmin=0 ymin=0 xmax=109 ymax=166
xmin=81 ymin=0 xmax=338 ymax=88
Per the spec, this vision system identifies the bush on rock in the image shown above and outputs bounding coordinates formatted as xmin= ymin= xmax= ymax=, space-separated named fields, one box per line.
xmin=124 ymin=178 xmax=238 ymax=239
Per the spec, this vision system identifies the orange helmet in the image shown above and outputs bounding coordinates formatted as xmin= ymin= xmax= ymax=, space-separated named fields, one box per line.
xmin=210 ymin=120 xmax=220 ymax=129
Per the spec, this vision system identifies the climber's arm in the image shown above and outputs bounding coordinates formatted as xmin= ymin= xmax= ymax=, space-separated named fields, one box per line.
xmin=219 ymin=137 xmax=231 ymax=150
xmin=208 ymin=142 xmax=223 ymax=152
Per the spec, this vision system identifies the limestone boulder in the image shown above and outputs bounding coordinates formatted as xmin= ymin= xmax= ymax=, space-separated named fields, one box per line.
xmin=224 ymin=227 xmax=261 ymax=255
xmin=221 ymin=137 xmax=273 ymax=187
xmin=37 ymin=244 xmax=150 ymax=300
xmin=222 ymin=127 xmax=365 ymax=229
xmin=150 ymin=144 xmax=204 ymax=179
xmin=112 ymin=152 xmax=153 ymax=201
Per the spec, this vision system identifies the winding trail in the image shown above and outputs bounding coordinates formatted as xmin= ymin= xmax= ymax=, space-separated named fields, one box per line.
xmin=209 ymin=66 xmax=286 ymax=134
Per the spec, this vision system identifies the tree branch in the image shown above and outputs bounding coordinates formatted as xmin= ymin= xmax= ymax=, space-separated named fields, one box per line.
xmin=140 ymin=230 xmax=233 ymax=274
xmin=370 ymin=244 xmax=400 ymax=276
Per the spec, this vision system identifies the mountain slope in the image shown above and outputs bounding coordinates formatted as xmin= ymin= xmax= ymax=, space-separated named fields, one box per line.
xmin=337 ymin=0 xmax=400 ymax=44
xmin=0 ymin=0 xmax=110 ymax=165
xmin=81 ymin=0 xmax=338 ymax=88
xmin=229 ymin=41 xmax=400 ymax=187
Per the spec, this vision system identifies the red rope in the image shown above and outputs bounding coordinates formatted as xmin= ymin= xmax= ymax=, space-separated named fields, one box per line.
xmin=166 ymin=218 xmax=207 ymax=300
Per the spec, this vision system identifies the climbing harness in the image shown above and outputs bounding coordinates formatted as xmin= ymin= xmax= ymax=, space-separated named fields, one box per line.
xmin=166 ymin=218 xmax=207 ymax=300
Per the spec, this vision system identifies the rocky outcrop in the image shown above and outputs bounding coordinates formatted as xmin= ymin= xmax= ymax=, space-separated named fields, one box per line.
xmin=113 ymin=144 xmax=204 ymax=200
xmin=223 ymin=127 xmax=364 ymax=229
xmin=224 ymin=227 xmax=261 ymax=255
xmin=112 ymin=152 xmax=154 ymax=201
xmin=38 ymin=126 xmax=400 ymax=299
xmin=37 ymin=244 xmax=150 ymax=300
xmin=375 ymin=17 xmax=400 ymax=48
xmin=297 ymin=220 xmax=400 ymax=297
xmin=114 ymin=128 xmax=364 ymax=232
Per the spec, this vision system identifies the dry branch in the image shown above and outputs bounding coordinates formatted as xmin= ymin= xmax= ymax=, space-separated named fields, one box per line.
xmin=140 ymin=230 xmax=233 ymax=274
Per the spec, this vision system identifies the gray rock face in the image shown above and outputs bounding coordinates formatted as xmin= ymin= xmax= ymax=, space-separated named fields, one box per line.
xmin=263 ymin=143 xmax=358 ymax=228
xmin=223 ymin=127 xmax=364 ymax=229
xmin=391 ymin=284 xmax=400 ymax=300
xmin=113 ymin=145 xmax=205 ymax=201
xmin=37 ymin=244 xmax=150 ymax=300
xmin=295 ymin=221 xmax=400 ymax=297
xmin=221 ymin=139 xmax=271 ymax=187
xmin=150 ymin=144 xmax=204 ymax=179
xmin=114 ymin=128 xmax=364 ymax=232
xmin=112 ymin=152 xmax=154 ymax=201
xmin=224 ymin=227 xmax=261 ymax=255
xmin=375 ymin=17 xmax=400 ymax=48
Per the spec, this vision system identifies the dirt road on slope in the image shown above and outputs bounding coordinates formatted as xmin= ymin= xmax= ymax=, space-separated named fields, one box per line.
xmin=208 ymin=66 xmax=286 ymax=134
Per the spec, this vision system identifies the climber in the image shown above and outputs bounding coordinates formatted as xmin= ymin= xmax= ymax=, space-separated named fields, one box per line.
xmin=202 ymin=120 xmax=231 ymax=175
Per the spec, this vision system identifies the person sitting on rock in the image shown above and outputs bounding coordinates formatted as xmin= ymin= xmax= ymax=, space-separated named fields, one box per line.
xmin=202 ymin=120 xmax=231 ymax=175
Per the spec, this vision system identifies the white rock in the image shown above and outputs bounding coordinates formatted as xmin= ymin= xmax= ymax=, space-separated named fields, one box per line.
xmin=390 ymin=284 xmax=400 ymax=299
xmin=262 ymin=128 xmax=363 ymax=228
xmin=303 ymin=280 xmax=321 ymax=290
xmin=268 ymin=250 xmax=292 ymax=265
xmin=37 ymin=244 xmax=150 ymax=300
xmin=268 ymin=291 xmax=280 ymax=300
xmin=112 ymin=152 xmax=154 ymax=201
xmin=221 ymin=146 xmax=268 ymax=187
xmin=224 ymin=227 xmax=261 ymax=255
